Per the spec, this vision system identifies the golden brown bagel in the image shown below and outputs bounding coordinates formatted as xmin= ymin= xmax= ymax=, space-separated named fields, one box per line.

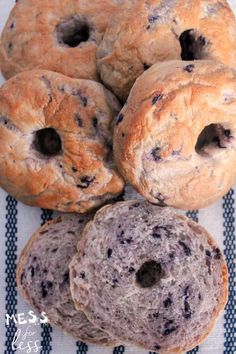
xmin=98 ymin=0 xmax=236 ymax=100
xmin=0 ymin=0 xmax=127 ymax=80
xmin=0 ymin=70 xmax=124 ymax=212
xmin=114 ymin=60 xmax=236 ymax=210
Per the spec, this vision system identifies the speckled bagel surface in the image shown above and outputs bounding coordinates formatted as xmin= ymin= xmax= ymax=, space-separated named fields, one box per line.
xmin=70 ymin=200 xmax=228 ymax=352
xmin=0 ymin=69 xmax=124 ymax=212
xmin=0 ymin=0 xmax=127 ymax=80
xmin=114 ymin=60 xmax=236 ymax=210
xmin=16 ymin=214 xmax=117 ymax=345
xmin=97 ymin=0 xmax=236 ymax=100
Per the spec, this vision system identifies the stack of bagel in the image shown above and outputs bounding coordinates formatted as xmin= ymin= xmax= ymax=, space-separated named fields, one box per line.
xmin=0 ymin=0 xmax=235 ymax=352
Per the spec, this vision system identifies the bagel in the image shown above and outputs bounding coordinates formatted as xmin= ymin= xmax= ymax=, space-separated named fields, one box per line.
xmin=16 ymin=214 xmax=117 ymax=345
xmin=70 ymin=200 xmax=228 ymax=352
xmin=97 ymin=0 xmax=236 ymax=100
xmin=0 ymin=0 xmax=126 ymax=80
xmin=0 ymin=70 xmax=124 ymax=212
xmin=113 ymin=60 xmax=236 ymax=210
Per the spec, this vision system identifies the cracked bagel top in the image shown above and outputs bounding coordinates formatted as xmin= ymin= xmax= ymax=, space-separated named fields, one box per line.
xmin=0 ymin=70 xmax=124 ymax=212
xmin=69 ymin=200 xmax=228 ymax=353
xmin=114 ymin=60 xmax=236 ymax=210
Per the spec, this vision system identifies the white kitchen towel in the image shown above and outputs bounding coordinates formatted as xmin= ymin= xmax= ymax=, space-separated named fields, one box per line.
xmin=0 ymin=1 xmax=235 ymax=354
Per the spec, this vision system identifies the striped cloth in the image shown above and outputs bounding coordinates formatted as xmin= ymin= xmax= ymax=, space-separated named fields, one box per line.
xmin=0 ymin=1 xmax=235 ymax=353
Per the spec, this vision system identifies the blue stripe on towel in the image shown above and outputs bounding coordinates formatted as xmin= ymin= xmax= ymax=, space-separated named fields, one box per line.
xmin=186 ymin=210 xmax=199 ymax=354
xmin=40 ymin=209 xmax=53 ymax=354
xmin=150 ymin=346 xmax=199 ymax=354
xmin=4 ymin=196 xmax=18 ymax=354
xmin=186 ymin=210 xmax=199 ymax=222
xmin=113 ymin=346 xmax=125 ymax=354
xmin=76 ymin=341 xmax=88 ymax=354
xmin=187 ymin=347 xmax=199 ymax=354
xmin=222 ymin=190 xmax=236 ymax=353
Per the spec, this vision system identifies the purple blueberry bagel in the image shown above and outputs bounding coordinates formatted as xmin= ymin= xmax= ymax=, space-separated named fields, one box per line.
xmin=70 ymin=200 xmax=228 ymax=353
xmin=16 ymin=214 xmax=117 ymax=345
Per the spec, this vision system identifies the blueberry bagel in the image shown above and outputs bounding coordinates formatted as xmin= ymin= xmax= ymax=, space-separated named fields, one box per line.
xmin=97 ymin=0 xmax=236 ymax=100
xmin=16 ymin=214 xmax=117 ymax=345
xmin=0 ymin=70 xmax=124 ymax=212
xmin=114 ymin=60 xmax=236 ymax=210
xmin=0 ymin=0 xmax=127 ymax=80
xmin=70 ymin=200 xmax=228 ymax=353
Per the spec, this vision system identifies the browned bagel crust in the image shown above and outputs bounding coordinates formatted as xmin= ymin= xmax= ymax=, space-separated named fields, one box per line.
xmin=0 ymin=69 xmax=124 ymax=212
xmin=98 ymin=0 xmax=236 ymax=100
xmin=114 ymin=60 xmax=236 ymax=210
xmin=0 ymin=0 xmax=127 ymax=80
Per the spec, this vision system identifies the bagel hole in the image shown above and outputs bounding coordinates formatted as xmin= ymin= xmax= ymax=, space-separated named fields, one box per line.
xmin=136 ymin=260 xmax=164 ymax=288
xmin=195 ymin=124 xmax=232 ymax=153
xmin=179 ymin=29 xmax=206 ymax=60
xmin=34 ymin=128 xmax=62 ymax=156
xmin=56 ymin=17 xmax=90 ymax=47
